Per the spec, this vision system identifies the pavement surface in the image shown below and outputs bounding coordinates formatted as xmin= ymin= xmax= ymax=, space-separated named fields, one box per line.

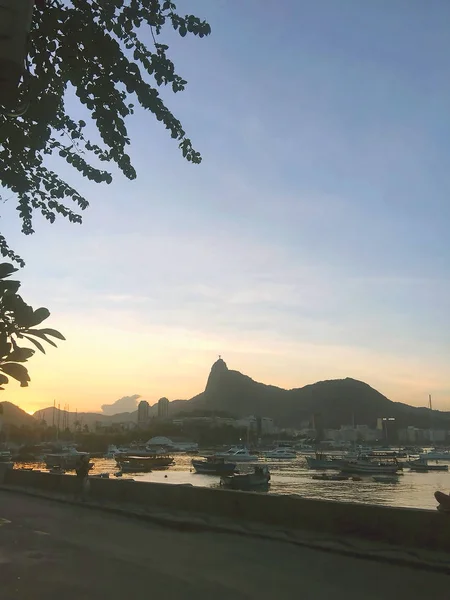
xmin=1 ymin=490 xmax=449 ymax=600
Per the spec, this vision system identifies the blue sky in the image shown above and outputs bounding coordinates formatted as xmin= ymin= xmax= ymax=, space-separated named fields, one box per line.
xmin=2 ymin=0 xmax=449 ymax=412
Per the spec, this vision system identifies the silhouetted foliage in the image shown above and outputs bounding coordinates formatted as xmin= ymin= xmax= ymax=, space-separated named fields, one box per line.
xmin=0 ymin=0 xmax=211 ymax=264
xmin=0 ymin=263 xmax=64 ymax=388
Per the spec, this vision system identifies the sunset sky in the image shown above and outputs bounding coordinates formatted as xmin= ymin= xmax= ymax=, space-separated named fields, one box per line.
xmin=2 ymin=0 xmax=449 ymax=415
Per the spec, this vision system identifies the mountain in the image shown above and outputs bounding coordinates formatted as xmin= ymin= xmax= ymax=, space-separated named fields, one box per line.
xmin=173 ymin=358 xmax=450 ymax=430
xmin=0 ymin=402 xmax=37 ymax=427
xmin=33 ymin=406 xmax=145 ymax=428
xmin=30 ymin=358 xmax=449 ymax=431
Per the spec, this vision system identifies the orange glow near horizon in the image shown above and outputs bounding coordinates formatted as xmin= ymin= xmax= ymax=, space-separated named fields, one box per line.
xmin=3 ymin=315 xmax=449 ymax=416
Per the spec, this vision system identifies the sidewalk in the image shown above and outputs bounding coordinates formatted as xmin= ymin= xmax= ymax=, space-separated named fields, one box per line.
xmin=2 ymin=482 xmax=449 ymax=574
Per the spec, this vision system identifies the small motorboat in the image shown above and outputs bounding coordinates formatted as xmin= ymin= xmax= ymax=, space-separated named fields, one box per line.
xmin=311 ymin=473 xmax=348 ymax=481
xmin=408 ymin=459 xmax=448 ymax=472
xmin=116 ymin=453 xmax=174 ymax=471
xmin=263 ymin=447 xmax=297 ymax=460
xmin=220 ymin=465 xmax=270 ymax=491
xmin=45 ymin=448 xmax=91 ymax=471
xmin=117 ymin=456 xmax=154 ymax=473
xmin=192 ymin=456 xmax=236 ymax=475
xmin=373 ymin=475 xmax=399 ymax=484
xmin=215 ymin=447 xmax=259 ymax=462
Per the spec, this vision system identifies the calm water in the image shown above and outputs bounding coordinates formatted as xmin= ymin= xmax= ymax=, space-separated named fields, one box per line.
xmin=19 ymin=455 xmax=449 ymax=510
xmin=79 ymin=455 xmax=450 ymax=510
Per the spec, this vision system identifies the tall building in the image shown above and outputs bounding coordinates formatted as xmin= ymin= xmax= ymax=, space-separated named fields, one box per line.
xmin=137 ymin=400 xmax=150 ymax=428
xmin=157 ymin=397 xmax=169 ymax=419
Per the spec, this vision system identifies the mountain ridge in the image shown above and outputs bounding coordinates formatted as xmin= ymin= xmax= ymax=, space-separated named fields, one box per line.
xmin=26 ymin=358 xmax=450 ymax=430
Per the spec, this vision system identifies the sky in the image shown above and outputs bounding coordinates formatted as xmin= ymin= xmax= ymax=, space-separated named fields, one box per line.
xmin=1 ymin=0 xmax=449 ymax=414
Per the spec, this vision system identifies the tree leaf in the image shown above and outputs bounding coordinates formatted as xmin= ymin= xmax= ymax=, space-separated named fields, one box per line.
xmin=4 ymin=347 xmax=35 ymax=363
xmin=23 ymin=330 xmax=58 ymax=347
xmin=0 ymin=3 xmax=210 ymax=263
xmin=30 ymin=307 xmax=51 ymax=326
xmin=22 ymin=335 xmax=46 ymax=354
xmin=0 ymin=363 xmax=30 ymax=386
xmin=36 ymin=328 xmax=66 ymax=341
xmin=0 ymin=264 xmax=18 ymax=279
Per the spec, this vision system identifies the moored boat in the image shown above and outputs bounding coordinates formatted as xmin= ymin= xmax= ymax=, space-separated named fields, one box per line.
xmin=0 ymin=450 xmax=12 ymax=462
xmin=45 ymin=447 xmax=90 ymax=471
xmin=192 ymin=456 xmax=236 ymax=475
xmin=420 ymin=450 xmax=450 ymax=461
xmin=306 ymin=454 xmax=346 ymax=470
xmin=373 ymin=475 xmax=399 ymax=483
xmin=263 ymin=447 xmax=297 ymax=459
xmin=407 ymin=459 xmax=448 ymax=472
xmin=215 ymin=447 xmax=259 ymax=462
xmin=116 ymin=453 xmax=174 ymax=471
xmin=340 ymin=457 xmax=401 ymax=475
xmin=117 ymin=456 xmax=153 ymax=473
xmin=220 ymin=465 xmax=270 ymax=491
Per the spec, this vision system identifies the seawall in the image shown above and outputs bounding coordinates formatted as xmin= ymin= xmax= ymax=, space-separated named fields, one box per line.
xmin=2 ymin=467 xmax=449 ymax=553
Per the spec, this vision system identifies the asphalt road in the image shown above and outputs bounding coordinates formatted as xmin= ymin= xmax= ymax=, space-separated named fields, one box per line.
xmin=0 ymin=491 xmax=449 ymax=600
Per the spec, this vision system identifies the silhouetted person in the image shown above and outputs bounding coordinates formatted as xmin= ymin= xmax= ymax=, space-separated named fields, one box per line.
xmin=75 ymin=455 xmax=90 ymax=501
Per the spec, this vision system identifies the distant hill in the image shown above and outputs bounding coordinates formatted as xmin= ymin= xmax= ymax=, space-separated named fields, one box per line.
xmin=171 ymin=358 xmax=450 ymax=430
xmin=0 ymin=402 xmax=37 ymax=427
xmin=33 ymin=406 xmax=148 ymax=428
xmin=29 ymin=358 xmax=450 ymax=431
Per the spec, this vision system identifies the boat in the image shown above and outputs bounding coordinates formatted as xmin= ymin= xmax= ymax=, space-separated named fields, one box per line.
xmin=220 ymin=465 xmax=270 ymax=491
xmin=419 ymin=450 xmax=450 ymax=461
xmin=44 ymin=447 xmax=90 ymax=471
xmin=116 ymin=453 xmax=174 ymax=471
xmin=263 ymin=447 xmax=297 ymax=459
xmin=105 ymin=445 xmax=130 ymax=459
xmin=117 ymin=456 xmax=154 ymax=473
xmin=340 ymin=457 xmax=401 ymax=475
xmin=306 ymin=454 xmax=346 ymax=470
xmin=407 ymin=459 xmax=448 ymax=472
xmin=312 ymin=473 xmax=348 ymax=481
xmin=0 ymin=450 xmax=12 ymax=462
xmin=215 ymin=447 xmax=259 ymax=462
xmin=191 ymin=456 xmax=236 ymax=475
xmin=373 ymin=475 xmax=399 ymax=483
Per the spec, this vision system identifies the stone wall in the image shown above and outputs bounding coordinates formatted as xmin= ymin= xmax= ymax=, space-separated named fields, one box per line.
xmin=3 ymin=469 xmax=449 ymax=552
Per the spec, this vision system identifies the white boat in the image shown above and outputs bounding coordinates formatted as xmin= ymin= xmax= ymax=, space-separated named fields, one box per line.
xmin=44 ymin=447 xmax=90 ymax=471
xmin=215 ymin=447 xmax=259 ymax=462
xmin=264 ymin=447 xmax=297 ymax=459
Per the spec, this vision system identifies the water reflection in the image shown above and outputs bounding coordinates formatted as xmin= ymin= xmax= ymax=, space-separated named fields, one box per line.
xmin=17 ymin=455 xmax=448 ymax=510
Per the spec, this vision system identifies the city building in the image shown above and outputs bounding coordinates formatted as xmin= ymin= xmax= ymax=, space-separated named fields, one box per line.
xmin=157 ymin=397 xmax=170 ymax=419
xmin=324 ymin=425 xmax=380 ymax=443
xmin=398 ymin=427 xmax=447 ymax=444
xmin=137 ymin=400 xmax=150 ymax=428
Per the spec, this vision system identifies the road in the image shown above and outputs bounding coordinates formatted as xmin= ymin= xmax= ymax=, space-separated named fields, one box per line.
xmin=0 ymin=491 xmax=448 ymax=599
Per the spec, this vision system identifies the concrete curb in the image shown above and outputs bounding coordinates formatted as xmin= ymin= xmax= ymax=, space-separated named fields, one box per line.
xmin=2 ymin=483 xmax=450 ymax=574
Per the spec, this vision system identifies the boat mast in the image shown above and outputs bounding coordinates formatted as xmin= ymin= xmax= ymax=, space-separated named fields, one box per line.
xmin=429 ymin=394 xmax=433 ymax=444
